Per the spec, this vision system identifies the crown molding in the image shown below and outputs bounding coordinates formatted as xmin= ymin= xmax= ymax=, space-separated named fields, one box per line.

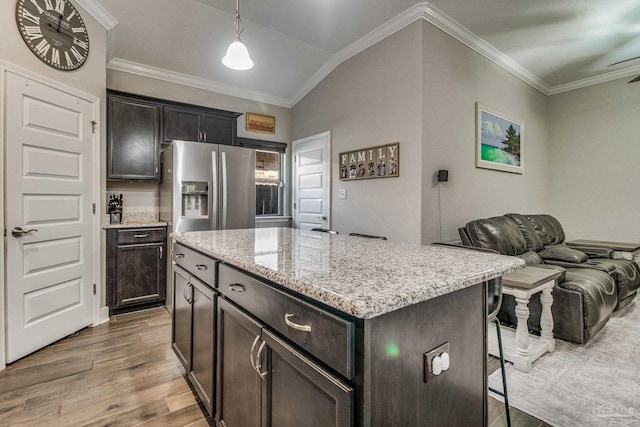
xmin=420 ymin=3 xmax=551 ymax=95
xmin=548 ymin=65 xmax=640 ymax=95
xmin=75 ymin=0 xmax=118 ymax=30
xmin=107 ymin=58 xmax=291 ymax=108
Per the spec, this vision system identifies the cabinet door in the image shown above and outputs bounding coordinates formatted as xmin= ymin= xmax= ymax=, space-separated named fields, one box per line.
xmin=172 ymin=265 xmax=192 ymax=371
xmin=202 ymin=113 xmax=234 ymax=145
xmin=216 ymin=298 xmax=264 ymax=427
xmin=262 ymin=329 xmax=353 ymax=427
xmin=107 ymin=95 xmax=161 ymax=180
xmin=189 ymin=279 xmax=216 ymax=417
xmin=115 ymin=242 xmax=164 ymax=307
xmin=164 ymin=106 xmax=201 ymax=142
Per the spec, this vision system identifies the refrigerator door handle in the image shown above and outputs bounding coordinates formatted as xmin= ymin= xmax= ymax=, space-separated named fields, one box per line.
xmin=221 ymin=151 xmax=228 ymax=229
xmin=212 ymin=150 xmax=219 ymax=230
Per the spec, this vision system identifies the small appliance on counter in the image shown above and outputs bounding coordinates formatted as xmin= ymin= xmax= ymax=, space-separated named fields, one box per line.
xmin=108 ymin=193 xmax=123 ymax=224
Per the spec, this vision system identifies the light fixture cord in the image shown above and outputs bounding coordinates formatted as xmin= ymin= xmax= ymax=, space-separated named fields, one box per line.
xmin=233 ymin=0 xmax=244 ymax=39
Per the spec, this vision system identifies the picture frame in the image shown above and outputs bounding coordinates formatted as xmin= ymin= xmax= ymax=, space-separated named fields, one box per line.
xmin=476 ymin=102 xmax=523 ymax=174
xmin=339 ymin=142 xmax=399 ymax=181
xmin=246 ymin=112 xmax=276 ymax=134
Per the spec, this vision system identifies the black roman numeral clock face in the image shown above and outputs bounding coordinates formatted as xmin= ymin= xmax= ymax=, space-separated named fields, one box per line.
xmin=16 ymin=0 xmax=90 ymax=71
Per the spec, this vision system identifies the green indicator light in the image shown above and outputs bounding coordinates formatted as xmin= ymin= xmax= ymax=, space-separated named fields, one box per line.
xmin=386 ymin=343 xmax=399 ymax=357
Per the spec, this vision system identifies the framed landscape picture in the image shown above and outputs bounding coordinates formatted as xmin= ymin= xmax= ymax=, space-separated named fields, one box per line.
xmin=476 ymin=103 xmax=523 ymax=174
xmin=246 ymin=112 xmax=276 ymax=134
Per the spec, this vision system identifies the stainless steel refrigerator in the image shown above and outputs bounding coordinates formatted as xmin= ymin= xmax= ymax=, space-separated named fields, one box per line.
xmin=160 ymin=140 xmax=256 ymax=309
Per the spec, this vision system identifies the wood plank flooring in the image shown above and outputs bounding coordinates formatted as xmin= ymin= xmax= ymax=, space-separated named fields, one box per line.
xmin=0 ymin=308 xmax=545 ymax=426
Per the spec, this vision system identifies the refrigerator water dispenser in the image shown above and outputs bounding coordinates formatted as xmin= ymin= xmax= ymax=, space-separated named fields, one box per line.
xmin=181 ymin=181 xmax=208 ymax=218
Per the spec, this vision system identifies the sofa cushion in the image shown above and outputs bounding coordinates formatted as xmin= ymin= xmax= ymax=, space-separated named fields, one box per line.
xmin=526 ymin=214 xmax=566 ymax=246
xmin=505 ymin=213 xmax=544 ymax=252
xmin=518 ymin=250 xmax=544 ymax=265
xmin=464 ymin=216 xmax=527 ymax=256
xmin=538 ymin=245 xmax=589 ymax=263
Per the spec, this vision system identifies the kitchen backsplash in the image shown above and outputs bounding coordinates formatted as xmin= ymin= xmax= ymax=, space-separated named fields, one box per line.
xmin=106 ymin=182 xmax=159 ymax=218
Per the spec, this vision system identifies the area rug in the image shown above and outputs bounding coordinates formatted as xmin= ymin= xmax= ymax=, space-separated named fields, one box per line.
xmin=489 ymin=299 xmax=640 ymax=427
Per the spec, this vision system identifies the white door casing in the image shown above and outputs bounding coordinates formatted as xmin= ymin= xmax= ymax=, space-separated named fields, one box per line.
xmin=292 ymin=131 xmax=331 ymax=232
xmin=4 ymin=69 xmax=97 ymax=363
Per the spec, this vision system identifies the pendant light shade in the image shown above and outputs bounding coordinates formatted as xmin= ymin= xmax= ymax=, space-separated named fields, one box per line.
xmin=222 ymin=0 xmax=253 ymax=70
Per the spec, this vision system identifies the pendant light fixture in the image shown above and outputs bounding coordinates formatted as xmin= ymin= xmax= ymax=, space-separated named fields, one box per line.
xmin=222 ymin=0 xmax=254 ymax=70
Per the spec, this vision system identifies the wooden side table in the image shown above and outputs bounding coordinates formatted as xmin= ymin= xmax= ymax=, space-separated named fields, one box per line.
xmin=488 ymin=266 xmax=562 ymax=372
xmin=566 ymin=239 xmax=640 ymax=264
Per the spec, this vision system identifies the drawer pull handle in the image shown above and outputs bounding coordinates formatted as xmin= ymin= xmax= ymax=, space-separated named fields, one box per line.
xmin=285 ymin=314 xmax=311 ymax=332
xmin=195 ymin=264 xmax=207 ymax=271
xmin=134 ymin=234 xmax=149 ymax=238
xmin=229 ymin=284 xmax=245 ymax=293
xmin=175 ymin=253 xmax=185 ymax=259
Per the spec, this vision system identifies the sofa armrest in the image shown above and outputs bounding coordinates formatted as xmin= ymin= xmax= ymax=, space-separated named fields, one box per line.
xmin=565 ymin=244 xmax=614 ymax=259
xmin=538 ymin=245 xmax=588 ymax=263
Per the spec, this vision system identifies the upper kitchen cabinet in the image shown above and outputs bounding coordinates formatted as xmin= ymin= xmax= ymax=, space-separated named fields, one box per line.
xmin=107 ymin=92 xmax=162 ymax=181
xmin=163 ymin=105 xmax=240 ymax=145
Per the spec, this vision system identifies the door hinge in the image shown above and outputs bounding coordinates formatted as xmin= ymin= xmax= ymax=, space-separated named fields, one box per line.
xmin=92 ymin=203 xmax=96 ymax=214
xmin=93 ymin=283 xmax=97 ymax=295
xmin=91 ymin=121 xmax=97 ymax=134
xmin=293 ymin=202 xmax=296 ymax=209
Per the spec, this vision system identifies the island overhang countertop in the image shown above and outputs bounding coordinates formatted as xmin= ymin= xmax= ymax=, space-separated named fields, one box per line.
xmin=172 ymin=227 xmax=525 ymax=319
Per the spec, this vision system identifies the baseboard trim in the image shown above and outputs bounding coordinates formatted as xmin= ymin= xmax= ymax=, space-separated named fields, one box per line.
xmin=96 ymin=306 xmax=110 ymax=325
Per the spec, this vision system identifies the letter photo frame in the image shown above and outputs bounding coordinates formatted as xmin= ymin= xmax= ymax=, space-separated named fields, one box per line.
xmin=476 ymin=103 xmax=523 ymax=174
xmin=339 ymin=142 xmax=399 ymax=180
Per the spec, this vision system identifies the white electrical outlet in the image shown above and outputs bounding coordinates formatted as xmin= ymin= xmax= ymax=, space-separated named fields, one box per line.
xmin=338 ymin=189 xmax=347 ymax=199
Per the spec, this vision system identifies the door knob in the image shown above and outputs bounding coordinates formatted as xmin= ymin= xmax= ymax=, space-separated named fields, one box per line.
xmin=12 ymin=227 xmax=37 ymax=237
xmin=318 ymin=215 xmax=327 ymax=221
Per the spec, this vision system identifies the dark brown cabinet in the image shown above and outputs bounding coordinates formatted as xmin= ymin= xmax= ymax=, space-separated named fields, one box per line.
xmin=107 ymin=93 xmax=161 ymax=181
xmin=163 ymin=105 xmax=237 ymax=144
xmin=216 ymin=296 xmax=352 ymax=427
xmin=107 ymin=227 xmax=167 ymax=314
xmin=172 ymin=247 xmax=218 ymax=417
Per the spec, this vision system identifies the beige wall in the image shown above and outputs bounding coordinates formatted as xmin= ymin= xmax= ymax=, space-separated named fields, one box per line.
xmin=292 ymin=22 xmax=424 ymax=243
xmin=293 ymin=20 xmax=551 ymax=244
xmin=549 ymin=78 xmax=640 ymax=242
xmin=420 ymin=22 xmax=551 ymax=244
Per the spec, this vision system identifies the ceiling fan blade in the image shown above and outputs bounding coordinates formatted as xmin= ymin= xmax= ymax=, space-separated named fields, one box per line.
xmin=608 ymin=56 xmax=640 ymax=67
xmin=628 ymin=75 xmax=640 ymax=83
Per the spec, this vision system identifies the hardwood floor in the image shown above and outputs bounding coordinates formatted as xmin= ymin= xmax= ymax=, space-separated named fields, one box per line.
xmin=0 ymin=308 xmax=545 ymax=426
xmin=0 ymin=308 xmax=212 ymax=427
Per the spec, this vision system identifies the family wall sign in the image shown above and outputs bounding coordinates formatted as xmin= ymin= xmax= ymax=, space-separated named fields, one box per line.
xmin=339 ymin=142 xmax=399 ymax=181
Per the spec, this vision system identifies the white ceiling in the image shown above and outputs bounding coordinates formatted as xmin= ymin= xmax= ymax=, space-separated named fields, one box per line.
xmin=93 ymin=0 xmax=640 ymax=107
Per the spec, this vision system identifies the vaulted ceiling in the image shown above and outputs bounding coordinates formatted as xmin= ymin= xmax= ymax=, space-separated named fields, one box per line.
xmin=93 ymin=0 xmax=640 ymax=107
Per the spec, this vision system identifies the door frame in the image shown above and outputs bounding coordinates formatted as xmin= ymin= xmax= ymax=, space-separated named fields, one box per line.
xmin=292 ymin=131 xmax=332 ymax=229
xmin=0 ymin=60 xmax=102 ymax=370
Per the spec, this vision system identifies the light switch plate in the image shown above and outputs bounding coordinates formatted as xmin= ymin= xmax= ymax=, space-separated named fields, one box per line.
xmin=424 ymin=342 xmax=450 ymax=383
xmin=338 ymin=188 xmax=347 ymax=199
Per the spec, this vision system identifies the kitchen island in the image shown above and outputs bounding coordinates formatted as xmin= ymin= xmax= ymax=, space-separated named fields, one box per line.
xmin=171 ymin=227 xmax=524 ymax=427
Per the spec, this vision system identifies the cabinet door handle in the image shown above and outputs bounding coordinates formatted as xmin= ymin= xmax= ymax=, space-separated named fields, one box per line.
xmin=250 ymin=335 xmax=261 ymax=374
xmin=195 ymin=264 xmax=207 ymax=271
xmin=229 ymin=284 xmax=245 ymax=293
xmin=175 ymin=253 xmax=185 ymax=259
xmin=183 ymin=280 xmax=190 ymax=302
xmin=159 ymin=246 xmax=163 ymax=260
xmin=134 ymin=234 xmax=149 ymax=238
xmin=256 ymin=341 xmax=268 ymax=379
xmin=204 ymin=132 xmax=207 ymax=141
xmin=284 ymin=314 xmax=312 ymax=332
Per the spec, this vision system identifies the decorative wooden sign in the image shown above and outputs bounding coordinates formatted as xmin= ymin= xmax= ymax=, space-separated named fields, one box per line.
xmin=339 ymin=142 xmax=399 ymax=180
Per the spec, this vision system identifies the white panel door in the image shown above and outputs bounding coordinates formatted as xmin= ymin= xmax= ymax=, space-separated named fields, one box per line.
xmin=293 ymin=131 xmax=331 ymax=233
xmin=5 ymin=71 xmax=94 ymax=363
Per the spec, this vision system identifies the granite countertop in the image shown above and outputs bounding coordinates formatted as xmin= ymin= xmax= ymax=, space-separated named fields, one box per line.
xmin=172 ymin=227 xmax=525 ymax=319
xmin=103 ymin=221 xmax=168 ymax=229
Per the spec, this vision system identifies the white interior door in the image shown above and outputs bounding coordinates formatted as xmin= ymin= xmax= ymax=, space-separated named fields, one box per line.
xmin=292 ymin=131 xmax=331 ymax=231
xmin=5 ymin=71 xmax=94 ymax=363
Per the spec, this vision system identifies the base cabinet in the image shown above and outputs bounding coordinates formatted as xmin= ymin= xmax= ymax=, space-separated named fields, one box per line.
xmin=216 ymin=298 xmax=353 ymax=427
xmin=171 ymin=264 xmax=217 ymax=416
xmin=107 ymin=227 xmax=166 ymax=315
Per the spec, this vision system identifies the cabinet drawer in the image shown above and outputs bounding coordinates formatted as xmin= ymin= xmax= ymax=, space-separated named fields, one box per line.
xmin=173 ymin=242 xmax=217 ymax=286
xmin=117 ymin=228 xmax=165 ymax=244
xmin=219 ymin=264 xmax=355 ymax=379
